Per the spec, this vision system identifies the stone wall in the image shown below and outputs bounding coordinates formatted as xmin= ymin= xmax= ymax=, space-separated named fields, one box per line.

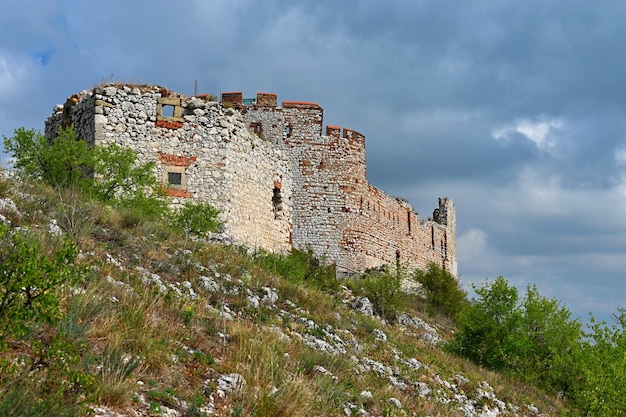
xmin=46 ymin=85 xmax=293 ymax=253
xmin=45 ymin=85 xmax=456 ymax=276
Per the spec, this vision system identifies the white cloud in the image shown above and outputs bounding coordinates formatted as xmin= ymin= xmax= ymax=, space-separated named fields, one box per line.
xmin=458 ymin=228 xmax=488 ymax=262
xmin=492 ymin=118 xmax=562 ymax=152
xmin=614 ymin=147 xmax=626 ymax=166
xmin=0 ymin=51 xmax=38 ymax=96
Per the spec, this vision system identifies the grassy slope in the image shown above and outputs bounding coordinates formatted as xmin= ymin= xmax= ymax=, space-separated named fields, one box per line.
xmin=0 ymin=179 xmax=569 ymax=417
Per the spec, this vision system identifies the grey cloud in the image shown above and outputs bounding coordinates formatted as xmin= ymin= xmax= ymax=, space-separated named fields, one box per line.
xmin=3 ymin=0 xmax=626 ymax=323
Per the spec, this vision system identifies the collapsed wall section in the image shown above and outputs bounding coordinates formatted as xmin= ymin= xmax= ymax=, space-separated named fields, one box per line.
xmin=45 ymin=85 xmax=293 ymax=253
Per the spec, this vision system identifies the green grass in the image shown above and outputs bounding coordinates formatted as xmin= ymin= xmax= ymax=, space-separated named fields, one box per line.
xmin=0 ymin=177 xmax=571 ymax=416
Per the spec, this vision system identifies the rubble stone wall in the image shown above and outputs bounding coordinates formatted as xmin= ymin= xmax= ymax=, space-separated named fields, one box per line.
xmin=46 ymin=85 xmax=293 ymax=253
xmin=46 ymin=85 xmax=456 ymax=276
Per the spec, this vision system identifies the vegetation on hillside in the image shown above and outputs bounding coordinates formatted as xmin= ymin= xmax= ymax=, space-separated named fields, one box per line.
xmin=0 ymin=126 xmax=625 ymax=415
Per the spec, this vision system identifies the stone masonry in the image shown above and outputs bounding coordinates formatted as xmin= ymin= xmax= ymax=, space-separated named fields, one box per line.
xmin=45 ymin=84 xmax=457 ymax=276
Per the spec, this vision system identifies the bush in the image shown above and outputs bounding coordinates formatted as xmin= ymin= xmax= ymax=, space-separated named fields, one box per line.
xmin=413 ymin=263 xmax=467 ymax=320
xmin=567 ymin=310 xmax=626 ymax=415
xmin=173 ymin=201 xmax=221 ymax=237
xmin=447 ymin=277 xmax=581 ymax=394
xmin=91 ymin=142 xmax=160 ymax=203
xmin=4 ymin=127 xmax=165 ymax=211
xmin=3 ymin=127 xmax=94 ymax=190
xmin=258 ymin=247 xmax=337 ymax=291
xmin=350 ymin=267 xmax=407 ymax=322
xmin=0 ymin=224 xmax=81 ymax=344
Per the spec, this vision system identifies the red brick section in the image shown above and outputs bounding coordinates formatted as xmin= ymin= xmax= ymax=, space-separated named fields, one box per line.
xmin=163 ymin=188 xmax=192 ymax=198
xmin=157 ymin=152 xmax=197 ymax=166
xmin=221 ymin=92 xmax=243 ymax=105
xmin=156 ymin=119 xmax=184 ymax=130
xmin=282 ymin=101 xmax=321 ymax=109
xmin=257 ymin=92 xmax=278 ymax=107
xmin=326 ymin=125 xmax=341 ymax=138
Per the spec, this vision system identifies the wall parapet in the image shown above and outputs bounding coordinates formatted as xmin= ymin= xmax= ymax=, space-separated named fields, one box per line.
xmin=221 ymin=92 xmax=243 ymax=105
xmin=282 ymin=101 xmax=321 ymax=109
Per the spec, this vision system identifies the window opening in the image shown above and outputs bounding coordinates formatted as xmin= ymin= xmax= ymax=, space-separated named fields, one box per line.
xmin=431 ymin=226 xmax=435 ymax=249
xmin=161 ymin=105 xmax=175 ymax=118
xmin=285 ymin=125 xmax=293 ymax=138
xmin=272 ymin=186 xmax=282 ymax=219
xmin=168 ymin=172 xmax=182 ymax=186
xmin=407 ymin=211 xmax=412 ymax=235
xmin=250 ymin=122 xmax=263 ymax=137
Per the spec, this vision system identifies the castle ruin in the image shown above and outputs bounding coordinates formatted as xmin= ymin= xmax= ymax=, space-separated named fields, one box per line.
xmin=45 ymin=85 xmax=457 ymax=276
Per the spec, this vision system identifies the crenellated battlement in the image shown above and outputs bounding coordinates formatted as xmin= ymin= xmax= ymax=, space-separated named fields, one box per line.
xmin=45 ymin=84 xmax=456 ymax=276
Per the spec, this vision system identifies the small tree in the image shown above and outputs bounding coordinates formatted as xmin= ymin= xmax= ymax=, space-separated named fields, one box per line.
xmin=448 ymin=277 xmax=523 ymax=370
xmin=413 ymin=262 xmax=467 ymax=319
xmin=4 ymin=127 xmax=170 ymax=223
xmin=518 ymin=285 xmax=581 ymax=391
xmin=352 ymin=267 xmax=407 ymax=322
xmin=3 ymin=127 xmax=94 ymax=190
xmin=173 ymin=201 xmax=222 ymax=237
xmin=91 ymin=143 xmax=159 ymax=203
xmin=571 ymin=310 xmax=626 ymax=415
xmin=448 ymin=277 xmax=582 ymax=395
xmin=0 ymin=225 xmax=81 ymax=344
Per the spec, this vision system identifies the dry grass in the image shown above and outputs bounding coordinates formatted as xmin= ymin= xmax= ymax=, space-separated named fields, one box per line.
xmin=0 ymin=178 xmax=573 ymax=416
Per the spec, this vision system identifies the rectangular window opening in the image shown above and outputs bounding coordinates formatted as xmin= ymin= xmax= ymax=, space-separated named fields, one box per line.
xmin=161 ymin=104 xmax=175 ymax=118
xmin=407 ymin=211 xmax=412 ymax=235
xmin=168 ymin=172 xmax=182 ymax=186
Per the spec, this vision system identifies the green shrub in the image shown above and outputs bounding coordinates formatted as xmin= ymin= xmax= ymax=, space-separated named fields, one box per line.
xmin=0 ymin=225 xmax=81 ymax=344
xmin=258 ymin=247 xmax=337 ymax=291
xmin=91 ymin=142 xmax=159 ymax=203
xmin=173 ymin=201 xmax=221 ymax=237
xmin=413 ymin=263 xmax=467 ymax=320
xmin=350 ymin=268 xmax=406 ymax=322
xmin=447 ymin=277 xmax=523 ymax=370
xmin=4 ymin=127 xmax=167 ymax=219
xmin=118 ymin=194 xmax=170 ymax=228
xmin=4 ymin=127 xmax=94 ymax=190
xmin=447 ymin=277 xmax=581 ymax=395
xmin=0 ymin=333 xmax=93 ymax=416
xmin=568 ymin=310 xmax=626 ymax=415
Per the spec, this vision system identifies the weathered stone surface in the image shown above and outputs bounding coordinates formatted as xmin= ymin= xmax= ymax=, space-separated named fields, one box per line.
xmin=352 ymin=297 xmax=374 ymax=316
xmin=44 ymin=84 xmax=457 ymax=277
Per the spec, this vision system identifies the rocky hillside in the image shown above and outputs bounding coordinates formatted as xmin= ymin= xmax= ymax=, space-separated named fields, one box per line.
xmin=0 ymin=177 xmax=564 ymax=417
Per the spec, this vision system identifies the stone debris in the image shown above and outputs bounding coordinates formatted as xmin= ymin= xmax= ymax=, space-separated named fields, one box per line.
xmin=352 ymin=296 xmax=374 ymax=316
xmin=216 ymin=373 xmax=246 ymax=398
xmin=198 ymin=275 xmax=220 ymax=293
xmin=388 ymin=397 xmax=403 ymax=409
xmin=48 ymin=219 xmax=63 ymax=236
xmin=261 ymin=286 xmax=279 ymax=305
xmin=0 ymin=197 xmax=20 ymax=219
xmin=372 ymin=328 xmax=387 ymax=342
xmin=69 ymin=238 xmax=550 ymax=417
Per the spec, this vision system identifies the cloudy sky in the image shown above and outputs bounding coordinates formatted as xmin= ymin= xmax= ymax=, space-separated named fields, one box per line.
xmin=2 ymin=0 xmax=626 ymax=323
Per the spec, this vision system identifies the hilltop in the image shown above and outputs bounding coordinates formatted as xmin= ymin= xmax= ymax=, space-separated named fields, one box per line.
xmin=0 ymin=173 xmax=563 ymax=416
